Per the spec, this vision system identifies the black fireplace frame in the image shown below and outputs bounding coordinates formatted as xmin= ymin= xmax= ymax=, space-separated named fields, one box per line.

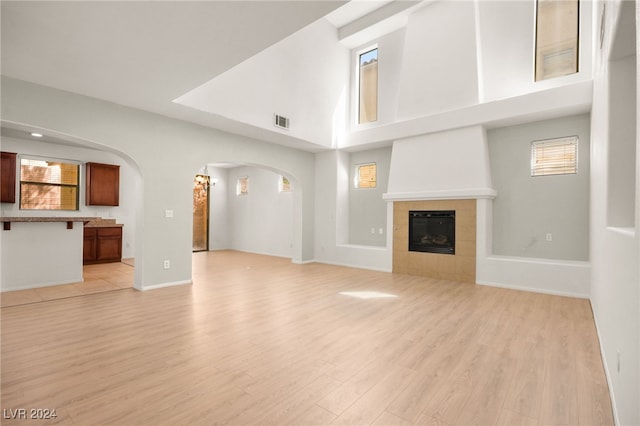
xmin=408 ymin=210 xmax=456 ymax=255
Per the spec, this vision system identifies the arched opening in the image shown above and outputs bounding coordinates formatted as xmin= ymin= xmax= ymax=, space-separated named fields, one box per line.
xmin=191 ymin=161 xmax=303 ymax=263
xmin=0 ymin=121 xmax=144 ymax=293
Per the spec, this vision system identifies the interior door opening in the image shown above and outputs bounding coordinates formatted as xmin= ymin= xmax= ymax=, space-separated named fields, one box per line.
xmin=193 ymin=174 xmax=210 ymax=252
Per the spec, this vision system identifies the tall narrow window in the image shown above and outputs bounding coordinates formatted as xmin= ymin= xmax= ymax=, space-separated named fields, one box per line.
xmin=531 ymin=136 xmax=578 ymax=176
xmin=358 ymin=48 xmax=378 ymax=124
xmin=535 ymin=0 xmax=579 ymax=81
xmin=20 ymin=158 xmax=80 ymax=210
xmin=355 ymin=163 xmax=377 ymax=188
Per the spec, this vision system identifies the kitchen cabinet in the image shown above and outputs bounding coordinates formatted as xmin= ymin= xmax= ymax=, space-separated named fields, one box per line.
xmin=1 ymin=152 xmax=17 ymax=203
xmin=86 ymin=162 xmax=120 ymax=206
xmin=83 ymin=226 xmax=122 ymax=264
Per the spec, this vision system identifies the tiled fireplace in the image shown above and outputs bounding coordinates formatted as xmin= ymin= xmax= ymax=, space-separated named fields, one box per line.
xmin=393 ymin=199 xmax=476 ymax=283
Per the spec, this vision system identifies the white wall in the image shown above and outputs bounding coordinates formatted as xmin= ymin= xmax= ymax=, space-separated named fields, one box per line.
xmin=1 ymin=223 xmax=84 ymax=291
xmin=348 ymin=146 xmax=392 ymax=246
xmin=589 ymin=1 xmax=639 ymax=424
xmin=396 ymin=0 xmax=479 ymax=120
xmin=0 ymin=136 xmax=138 ymax=259
xmin=201 ymin=165 xmax=231 ymax=251
xmin=175 ymin=18 xmax=350 ymax=148
xmin=1 ymin=77 xmax=317 ymax=290
xmin=488 ymin=114 xmax=591 ymax=261
xmin=477 ymin=0 xmax=593 ymax=102
xmin=226 ymin=166 xmax=294 ymax=258
xmin=315 ymin=149 xmax=392 ymax=271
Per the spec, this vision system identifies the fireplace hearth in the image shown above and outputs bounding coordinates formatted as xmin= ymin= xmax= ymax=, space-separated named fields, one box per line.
xmin=409 ymin=210 xmax=455 ymax=254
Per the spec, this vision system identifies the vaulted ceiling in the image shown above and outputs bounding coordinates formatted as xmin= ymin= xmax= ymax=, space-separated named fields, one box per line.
xmin=1 ymin=1 xmax=358 ymax=149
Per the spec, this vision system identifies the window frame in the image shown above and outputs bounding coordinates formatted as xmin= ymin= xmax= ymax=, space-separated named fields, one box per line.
xmin=236 ymin=176 xmax=249 ymax=196
xmin=530 ymin=135 xmax=579 ymax=177
xmin=356 ymin=45 xmax=379 ymax=125
xmin=534 ymin=0 xmax=580 ymax=81
xmin=19 ymin=156 xmax=81 ymax=211
xmin=279 ymin=175 xmax=292 ymax=193
xmin=354 ymin=162 xmax=377 ymax=189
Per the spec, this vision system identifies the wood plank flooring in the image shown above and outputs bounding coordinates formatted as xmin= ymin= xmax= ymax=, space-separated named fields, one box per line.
xmin=1 ymin=251 xmax=613 ymax=425
xmin=0 ymin=261 xmax=134 ymax=308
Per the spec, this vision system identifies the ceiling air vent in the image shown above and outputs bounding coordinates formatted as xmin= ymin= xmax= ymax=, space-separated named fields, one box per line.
xmin=274 ymin=114 xmax=290 ymax=130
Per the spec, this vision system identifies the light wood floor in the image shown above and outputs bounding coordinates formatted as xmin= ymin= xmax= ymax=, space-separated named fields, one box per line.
xmin=1 ymin=251 xmax=613 ymax=425
xmin=0 ymin=261 xmax=134 ymax=308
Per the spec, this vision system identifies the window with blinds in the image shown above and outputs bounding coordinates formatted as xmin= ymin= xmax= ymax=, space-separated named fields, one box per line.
xmin=531 ymin=136 xmax=578 ymax=176
xmin=20 ymin=158 xmax=80 ymax=210
xmin=355 ymin=163 xmax=377 ymax=188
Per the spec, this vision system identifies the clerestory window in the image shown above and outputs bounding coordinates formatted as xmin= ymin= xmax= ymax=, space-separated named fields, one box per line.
xmin=358 ymin=48 xmax=378 ymax=124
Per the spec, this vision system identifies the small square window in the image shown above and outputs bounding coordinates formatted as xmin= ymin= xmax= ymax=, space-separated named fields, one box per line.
xmin=236 ymin=176 xmax=249 ymax=195
xmin=279 ymin=176 xmax=292 ymax=193
xmin=355 ymin=163 xmax=377 ymax=188
xmin=531 ymin=136 xmax=578 ymax=176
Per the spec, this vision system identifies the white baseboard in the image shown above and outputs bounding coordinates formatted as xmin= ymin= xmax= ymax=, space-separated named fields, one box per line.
xmin=1 ymin=276 xmax=84 ymax=292
xmin=139 ymin=280 xmax=192 ymax=291
xmin=313 ymin=259 xmax=392 ymax=273
xmin=476 ymin=280 xmax=589 ymax=299
xmin=591 ymin=307 xmax=620 ymax=426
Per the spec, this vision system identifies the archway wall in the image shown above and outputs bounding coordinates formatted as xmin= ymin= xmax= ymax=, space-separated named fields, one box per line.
xmin=1 ymin=77 xmax=315 ymax=289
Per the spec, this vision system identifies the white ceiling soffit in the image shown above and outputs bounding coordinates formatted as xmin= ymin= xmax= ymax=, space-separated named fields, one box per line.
xmin=0 ymin=1 xmax=345 ymax=151
xmin=325 ymin=0 xmax=395 ymax=27
xmin=336 ymin=0 xmax=426 ymax=48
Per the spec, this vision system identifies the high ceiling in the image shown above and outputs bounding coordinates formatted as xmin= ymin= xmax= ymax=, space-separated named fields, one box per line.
xmin=1 ymin=1 xmax=363 ymax=149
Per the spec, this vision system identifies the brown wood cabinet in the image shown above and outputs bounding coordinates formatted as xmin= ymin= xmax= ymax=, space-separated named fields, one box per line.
xmin=86 ymin=162 xmax=120 ymax=206
xmin=83 ymin=226 xmax=123 ymax=264
xmin=1 ymin=152 xmax=17 ymax=203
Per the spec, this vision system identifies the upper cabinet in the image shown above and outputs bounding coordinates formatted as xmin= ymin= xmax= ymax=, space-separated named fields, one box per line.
xmin=86 ymin=162 xmax=120 ymax=206
xmin=1 ymin=152 xmax=17 ymax=203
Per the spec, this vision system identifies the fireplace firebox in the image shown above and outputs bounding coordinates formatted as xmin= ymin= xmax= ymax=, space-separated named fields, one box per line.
xmin=409 ymin=210 xmax=455 ymax=254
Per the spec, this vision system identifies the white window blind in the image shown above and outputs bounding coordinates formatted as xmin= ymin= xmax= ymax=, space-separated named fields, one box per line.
xmin=20 ymin=158 xmax=79 ymax=210
xmin=355 ymin=163 xmax=377 ymax=188
xmin=531 ymin=136 xmax=578 ymax=176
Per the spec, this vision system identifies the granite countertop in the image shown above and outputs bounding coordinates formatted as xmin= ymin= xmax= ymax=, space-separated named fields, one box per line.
xmin=0 ymin=216 xmax=96 ymax=223
xmin=84 ymin=218 xmax=124 ymax=228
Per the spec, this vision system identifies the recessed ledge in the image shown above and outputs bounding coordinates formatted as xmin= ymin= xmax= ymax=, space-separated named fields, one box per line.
xmin=383 ymin=188 xmax=497 ymax=201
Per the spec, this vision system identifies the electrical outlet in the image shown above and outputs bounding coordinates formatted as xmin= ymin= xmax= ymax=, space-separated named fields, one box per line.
xmin=163 ymin=260 xmax=170 ymax=269
xmin=379 ymin=228 xmax=383 ymax=235
xmin=546 ymin=233 xmax=553 ymax=241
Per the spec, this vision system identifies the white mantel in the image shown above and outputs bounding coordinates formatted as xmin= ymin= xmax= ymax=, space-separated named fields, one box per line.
xmin=383 ymin=188 xmax=497 ymax=202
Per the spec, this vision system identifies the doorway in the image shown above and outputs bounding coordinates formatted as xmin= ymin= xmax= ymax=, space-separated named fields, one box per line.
xmin=193 ymin=174 xmax=210 ymax=252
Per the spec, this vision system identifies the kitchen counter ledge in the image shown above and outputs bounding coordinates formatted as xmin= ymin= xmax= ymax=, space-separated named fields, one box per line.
xmin=0 ymin=217 xmax=95 ymax=231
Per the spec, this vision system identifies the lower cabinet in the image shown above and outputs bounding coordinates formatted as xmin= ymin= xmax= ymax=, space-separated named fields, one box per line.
xmin=83 ymin=227 xmax=123 ymax=264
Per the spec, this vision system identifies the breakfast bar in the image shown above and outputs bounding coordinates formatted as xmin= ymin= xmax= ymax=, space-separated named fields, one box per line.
xmin=0 ymin=217 xmax=94 ymax=291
